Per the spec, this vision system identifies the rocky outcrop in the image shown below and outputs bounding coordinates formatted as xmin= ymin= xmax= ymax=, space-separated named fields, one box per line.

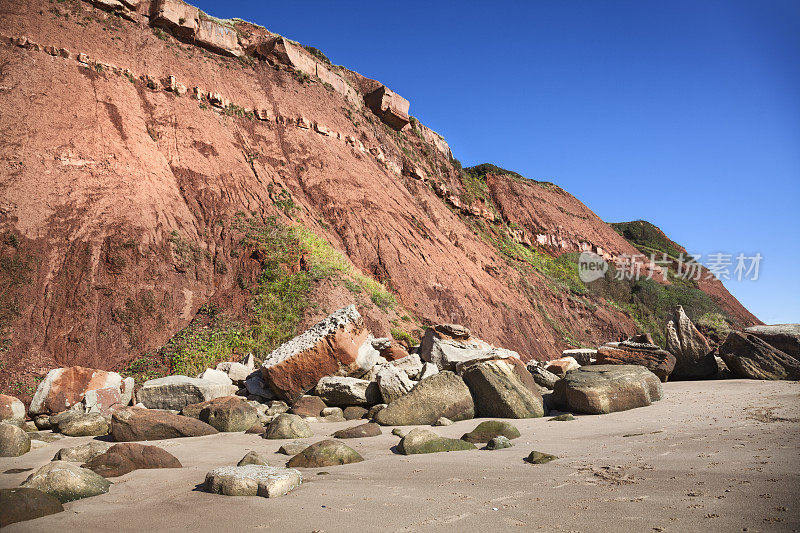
xmin=364 ymin=85 xmax=410 ymax=130
xmin=136 ymin=376 xmax=236 ymax=411
xmin=82 ymin=443 xmax=182 ymax=478
xmin=461 ymin=359 xmax=544 ymax=418
xmin=719 ymin=332 xmax=800 ymax=380
xmin=744 ymin=324 xmax=800 ymax=360
xmin=397 ymin=428 xmax=476 ymax=455
xmin=21 ymin=461 xmax=111 ymax=503
xmin=552 ymin=365 xmax=663 ymax=415
xmin=374 ymin=371 xmax=474 ymax=426
xmin=111 ymin=407 xmax=218 ymax=441
xmin=315 ymin=376 xmax=379 ymax=407
xmin=204 ymin=465 xmax=302 ymax=498
xmin=151 ymin=0 xmax=243 ymax=56
xmin=29 ymin=367 xmax=128 ymax=416
xmin=665 ymin=306 xmax=717 ymax=379
xmin=261 ymin=306 xmax=382 ymax=402
xmin=596 ymin=336 xmax=676 ymax=381
xmin=0 ymin=488 xmax=64 ymax=527
xmin=286 ymin=439 xmax=364 ymax=467
xmin=0 ymin=394 xmax=25 ymax=427
xmin=0 ymin=423 xmax=30 ymax=456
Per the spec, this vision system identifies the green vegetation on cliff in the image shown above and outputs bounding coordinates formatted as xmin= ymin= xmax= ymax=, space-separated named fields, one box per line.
xmin=610 ymin=220 xmax=684 ymax=259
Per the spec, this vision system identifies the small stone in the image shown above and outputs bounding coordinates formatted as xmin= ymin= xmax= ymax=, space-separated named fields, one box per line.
xmin=0 ymin=424 xmax=31 ymax=457
xmin=343 ymin=406 xmax=368 ymax=420
xmin=398 ymin=428 xmax=476 ymax=455
xmin=197 ymin=368 xmax=233 ymax=386
xmin=286 ymin=439 xmax=364 ymax=467
xmin=332 ymin=422 xmax=381 ymax=439
xmin=321 ymin=407 xmax=343 ymax=418
xmin=367 ymin=403 xmax=387 ymax=419
xmin=245 ymin=424 xmax=266 ymax=435
xmin=265 ymin=400 xmax=290 ymax=416
xmin=277 ymin=441 xmax=309 ymax=455
xmin=391 ymin=428 xmax=405 ymax=438
xmin=461 ymin=421 xmax=521 ymax=444
xmin=21 ymin=461 xmax=111 ymax=503
xmin=549 ymin=413 xmax=575 ymax=422
xmin=525 ymin=451 xmax=558 ymax=464
xmin=238 ymin=451 xmax=270 ymax=466
xmin=263 ymin=413 xmax=313 ymax=439
xmin=34 ymin=415 xmax=52 ymax=430
xmin=204 ymin=465 xmax=301 ymax=497
xmin=486 ymin=436 xmax=513 ymax=450
xmin=434 ymin=417 xmax=453 ymax=426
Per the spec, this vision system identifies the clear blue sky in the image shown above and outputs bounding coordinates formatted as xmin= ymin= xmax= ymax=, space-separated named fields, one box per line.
xmin=194 ymin=0 xmax=799 ymax=324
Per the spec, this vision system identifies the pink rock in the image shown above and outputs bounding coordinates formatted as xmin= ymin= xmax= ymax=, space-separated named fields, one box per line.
xmin=29 ymin=367 xmax=125 ymax=415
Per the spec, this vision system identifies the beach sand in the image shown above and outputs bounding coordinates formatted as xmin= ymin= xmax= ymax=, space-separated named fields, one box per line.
xmin=2 ymin=379 xmax=798 ymax=532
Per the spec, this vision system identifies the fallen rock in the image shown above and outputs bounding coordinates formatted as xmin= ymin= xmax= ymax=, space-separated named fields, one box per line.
xmin=204 ymin=465 xmax=301 ymax=497
xmin=561 ymin=349 xmax=597 ymax=365
xmin=290 ymin=395 xmax=327 ymax=417
xmin=245 ymin=424 xmax=266 ymax=435
xmin=596 ymin=337 xmax=676 ymax=381
xmin=81 ymin=386 xmax=125 ymax=415
xmin=0 ymin=423 xmax=31 ymax=456
xmin=376 ymin=363 xmax=416 ymax=403
xmin=197 ymin=368 xmax=233 ymax=386
xmin=665 ymin=306 xmax=717 ymax=379
xmin=525 ymin=451 xmax=558 ymax=464
xmin=0 ymin=394 xmax=25 ymax=427
xmin=238 ymin=451 xmax=270 ymax=466
xmin=461 ymin=420 xmax=521 ymax=443
xmin=321 ymin=407 xmax=343 ymax=418
xmin=21 ymin=461 xmax=111 ymax=503
xmin=136 ymin=376 xmax=236 ymax=410
xmin=544 ymin=356 xmax=580 ymax=378
xmin=265 ymin=400 xmax=290 ymax=416
xmin=434 ymin=417 xmax=453 ymax=426
xmin=343 ymin=406 xmax=368 ymax=420
xmin=552 ymin=365 xmax=663 ymax=414
xmin=390 ymin=353 xmax=425 ymax=380
xmin=744 ymin=324 xmax=800 ymax=359
xmin=367 ymin=403 xmax=387 ymax=419
xmin=51 ymin=411 xmax=110 ymax=437
xmin=719 ymin=331 xmax=800 ymax=380
xmin=315 ymin=376 xmax=378 ymax=407
xmin=391 ymin=428 xmax=405 ymax=437
xmin=82 ymin=443 xmax=181 ymax=477
xmin=332 ymin=422 xmax=381 ymax=439
xmin=245 ymin=372 xmax=275 ymax=401
xmin=216 ymin=354 xmax=255 ymax=383
xmin=419 ymin=324 xmax=496 ymax=371
xmin=461 ymin=358 xmax=544 ymax=418
xmin=486 ymin=436 xmax=513 ymax=450
xmin=52 ymin=441 xmax=112 ymax=462
xmin=261 ymin=306 xmax=382 ymax=402
xmin=549 ymin=413 xmax=575 ymax=422
xmin=111 ymin=407 xmax=218 ymax=441
xmin=0 ymin=488 xmax=64 ymax=527
xmin=29 ymin=366 xmax=126 ymax=416
xmin=374 ymin=371 xmax=474 ymax=426
xmin=398 ymin=428 xmax=476 ymax=455
xmin=33 ymin=415 xmax=52 ymax=430
xmin=526 ymin=362 xmax=560 ymax=390
xmin=263 ymin=413 xmax=313 ymax=439
xmin=418 ymin=362 xmax=439 ymax=381
xmin=380 ymin=341 xmax=411 ymax=362
xmin=182 ymin=396 xmax=258 ymax=432
xmin=286 ymin=439 xmax=364 ymax=467
xmin=277 ymin=441 xmax=310 ymax=455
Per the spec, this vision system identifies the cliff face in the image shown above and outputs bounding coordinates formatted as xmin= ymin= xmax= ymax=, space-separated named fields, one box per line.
xmin=0 ymin=0 xmax=759 ymax=397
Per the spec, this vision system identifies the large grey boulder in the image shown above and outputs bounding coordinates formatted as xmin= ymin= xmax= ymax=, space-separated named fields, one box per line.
xmin=315 ymin=376 xmax=379 ymax=407
xmin=376 ymin=363 xmax=416 ymax=403
xmin=665 ymin=306 xmax=717 ymax=379
xmin=0 ymin=488 xmax=64 ymax=527
xmin=461 ymin=358 xmax=544 ymax=418
xmin=552 ymin=365 xmax=663 ymax=414
xmin=137 ymin=376 xmax=237 ymax=410
xmin=21 ymin=461 xmax=111 ymax=503
xmin=374 ymin=371 xmax=474 ymax=426
xmin=52 ymin=441 xmax=113 ymax=462
xmin=0 ymin=394 xmax=26 ymax=427
xmin=0 ymin=423 xmax=31 ymax=456
xmin=745 ymin=324 xmax=800 ymax=360
xmin=719 ymin=331 xmax=800 ymax=380
xmin=50 ymin=409 xmax=110 ymax=437
xmin=263 ymin=413 xmax=313 ymax=439
xmin=398 ymin=428 xmax=476 ymax=455
xmin=204 ymin=465 xmax=301 ymax=497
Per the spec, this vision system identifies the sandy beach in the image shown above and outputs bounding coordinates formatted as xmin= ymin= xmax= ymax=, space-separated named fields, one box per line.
xmin=2 ymin=379 xmax=798 ymax=532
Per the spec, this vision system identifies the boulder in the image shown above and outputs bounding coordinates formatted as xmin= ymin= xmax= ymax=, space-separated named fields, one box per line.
xmin=263 ymin=414 xmax=313 ymax=440
xmin=111 ymin=407 xmax=218 ymax=441
xmin=182 ymin=396 xmax=258 ymax=432
xmin=238 ymin=451 xmax=270 ymax=466
xmin=719 ymin=332 xmax=800 ymax=380
xmin=197 ymin=368 xmax=233 ymax=386
xmin=397 ymin=428 xmax=476 ymax=455
xmin=380 ymin=342 xmax=410 ymax=362
xmin=290 ymin=395 xmax=327 ymax=417
xmin=286 ymin=439 xmax=364 ymax=467
xmin=29 ymin=366 xmax=125 ymax=416
xmin=526 ymin=362 xmax=560 ymax=390
xmin=376 ymin=363 xmax=416 ymax=403
xmin=136 ymin=375 xmax=236 ymax=410
xmin=260 ymin=306 xmax=383 ymax=402
xmin=204 ymin=465 xmax=301 ymax=497
xmin=596 ymin=338 xmax=676 ymax=382
xmin=33 ymin=415 xmax=52 ymax=430
xmin=321 ymin=407 xmax=343 ymax=418
xmin=0 ymin=423 xmax=31 ymax=456
xmin=0 ymin=394 xmax=25 ymax=427
xmin=363 ymin=85 xmax=410 ymax=130
xmin=81 ymin=387 xmax=123 ymax=414
xmin=390 ymin=353 xmax=424 ymax=380
xmin=419 ymin=325 xmax=508 ymax=371
xmin=486 ymin=436 xmax=513 ymax=450
xmin=21 ymin=461 xmax=111 ymax=503
xmin=332 ymin=422 xmax=382 ymax=439
xmin=52 ymin=441 xmax=112 ymax=462
xmin=544 ymin=356 xmax=580 ymax=378
xmin=549 ymin=413 xmax=576 ymax=422
xmin=315 ymin=376 xmax=379 ymax=407
xmin=461 ymin=420 xmax=521 ymax=443
xmin=343 ymin=406 xmax=368 ymax=420
xmin=434 ymin=417 xmax=452 ymax=426
xmin=461 ymin=359 xmax=544 ymax=418
xmin=665 ymin=306 xmax=717 ymax=379
xmin=552 ymin=365 xmax=663 ymax=415
xmin=374 ymin=371 xmax=474 ymax=426
xmin=366 ymin=403 xmax=387 ymax=420
xmin=744 ymin=324 xmax=800 ymax=360
xmin=561 ymin=349 xmax=597 ymax=366
xmin=245 ymin=372 xmax=275 ymax=400
xmin=277 ymin=441 xmax=310 ymax=455
xmin=265 ymin=400 xmax=290 ymax=416
xmin=52 ymin=411 xmax=110 ymax=437
xmin=0 ymin=488 xmax=64 ymax=527
xmin=418 ymin=362 xmax=439 ymax=381
xmin=245 ymin=424 xmax=266 ymax=435
xmin=82 ymin=443 xmax=181 ymax=477
xmin=525 ymin=451 xmax=558 ymax=464
xmin=217 ymin=356 xmax=255 ymax=383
